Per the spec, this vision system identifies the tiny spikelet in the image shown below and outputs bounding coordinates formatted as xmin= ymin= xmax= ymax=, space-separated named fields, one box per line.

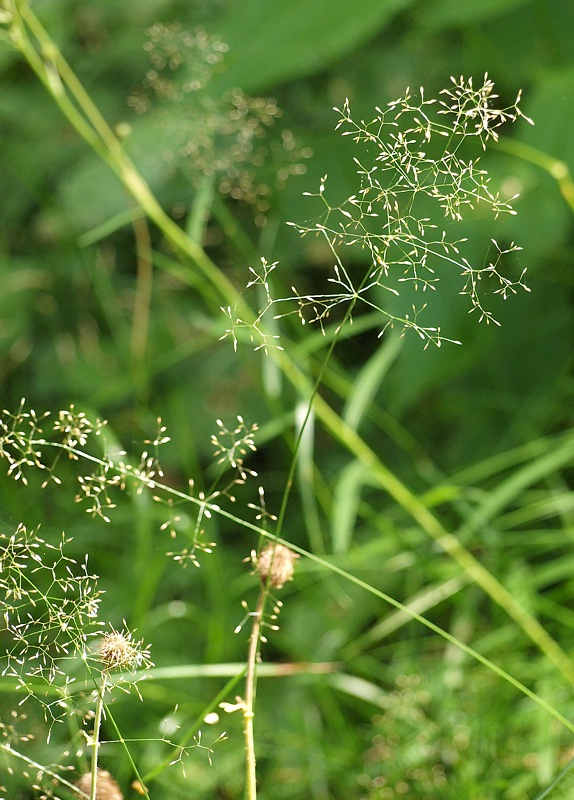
xmin=257 ymin=544 xmax=299 ymax=589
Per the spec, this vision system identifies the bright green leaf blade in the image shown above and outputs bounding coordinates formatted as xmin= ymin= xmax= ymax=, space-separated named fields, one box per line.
xmin=343 ymin=332 xmax=403 ymax=432
xmin=418 ymin=0 xmax=535 ymax=29
xmin=210 ymin=0 xmax=414 ymax=93
xmin=331 ymin=460 xmax=367 ymax=554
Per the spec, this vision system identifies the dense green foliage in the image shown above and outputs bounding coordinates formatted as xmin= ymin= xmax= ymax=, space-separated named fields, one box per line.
xmin=1 ymin=0 xmax=574 ymax=798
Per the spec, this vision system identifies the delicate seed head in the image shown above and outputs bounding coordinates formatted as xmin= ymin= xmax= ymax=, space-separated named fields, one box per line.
xmin=75 ymin=769 xmax=123 ymax=800
xmin=256 ymin=544 xmax=299 ymax=589
xmin=97 ymin=628 xmax=151 ymax=671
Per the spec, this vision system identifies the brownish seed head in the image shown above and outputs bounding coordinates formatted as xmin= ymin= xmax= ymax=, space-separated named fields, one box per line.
xmin=75 ymin=769 xmax=123 ymax=800
xmin=256 ymin=544 xmax=299 ymax=589
xmin=97 ymin=629 xmax=144 ymax=670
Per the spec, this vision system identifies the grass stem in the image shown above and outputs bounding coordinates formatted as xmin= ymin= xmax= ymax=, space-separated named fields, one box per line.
xmin=244 ymin=587 xmax=265 ymax=800
xmin=90 ymin=671 xmax=108 ymax=800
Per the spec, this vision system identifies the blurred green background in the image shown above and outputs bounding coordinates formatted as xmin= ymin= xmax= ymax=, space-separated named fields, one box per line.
xmin=2 ymin=0 xmax=574 ymax=798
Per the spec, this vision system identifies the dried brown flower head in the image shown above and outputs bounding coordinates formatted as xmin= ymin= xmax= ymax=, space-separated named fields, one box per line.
xmin=97 ymin=627 xmax=152 ymax=671
xmin=256 ymin=544 xmax=299 ymax=589
xmin=75 ymin=769 xmax=123 ymax=800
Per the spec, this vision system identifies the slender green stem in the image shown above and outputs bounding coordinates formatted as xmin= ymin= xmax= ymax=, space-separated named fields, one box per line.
xmin=90 ymin=671 xmax=108 ymax=800
xmin=274 ymin=298 xmax=358 ymax=539
xmin=533 ymin=756 xmax=574 ymax=800
xmin=243 ymin=588 xmax=266 ymax=800
xmin=102 ymin=703 xmax=152 ymax=800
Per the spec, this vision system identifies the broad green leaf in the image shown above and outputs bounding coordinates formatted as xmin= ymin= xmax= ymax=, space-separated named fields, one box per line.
xmin=343 ymin=332 xmax=403 ymax=432
xmin=331 ymin=461 xmax=367 ymax=554
xmin=418 ymin=0 xmax=535 ymax=29
xmin=209 ymin=0 xmax=413 ymax=93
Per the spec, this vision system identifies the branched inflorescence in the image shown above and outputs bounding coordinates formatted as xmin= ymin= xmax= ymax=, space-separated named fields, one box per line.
xmin=0 ymin=401 xmax=246 ymax=788
xmin=0 ymin=523 xmax=103 ymax=722
xmin=220 ymin=258 xmax=283 ymax=354
xmin=166 ymin=416 xmax=260 ymax=567
xmin=0 ymin=400 xmax=105 ymax=488
xmin=0 ymin=402 xmax=261 ymax=571
xmin=222 ymin=75 xmax=533 ymax=350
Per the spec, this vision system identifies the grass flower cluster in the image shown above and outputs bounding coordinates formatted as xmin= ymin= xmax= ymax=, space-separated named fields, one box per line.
xmin=223 ymin=75 xmax=532 ymax=351
xmin=0 ymin=398 xmax=299 ymax=799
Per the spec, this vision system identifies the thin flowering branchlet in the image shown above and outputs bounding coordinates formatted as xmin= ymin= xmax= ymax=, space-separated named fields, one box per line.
xmin=162 ymin=479 xmax=218 ymax=569
xmin=53 ymin=407 xmax=105 ymax=456
xmin=435 ymin=74 xmax=533 ymax=146
xmin=74 ymin=421 xmax=171 ymax=523
xmin=0 ymin=403 xmax=263 ymax=578
xmin=0 ymin=401 xmax=52 ymax=485
xmin=1 ymin=524 xmax=104 ymax=690
xmin=211 ymin=416 xmax=259 ymax=483
xmin=166 ymin=417 xmax=260 ymax=567
xmin=220 ymin=259 xmax=284 ymax=354
xmin=0 ymin=402 xmax=174 ymax=532
xmin=75 ymin=471 xmax=120 ymax=523
xmin=165 ymin=505 xmax=216 ymax=568
xmin=248 ymin=485 xmax=278 ymax=527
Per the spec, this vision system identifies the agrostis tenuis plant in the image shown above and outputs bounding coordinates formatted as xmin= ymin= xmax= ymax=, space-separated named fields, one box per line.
xmin=0 ymin=7 xmax=549 ymax=796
